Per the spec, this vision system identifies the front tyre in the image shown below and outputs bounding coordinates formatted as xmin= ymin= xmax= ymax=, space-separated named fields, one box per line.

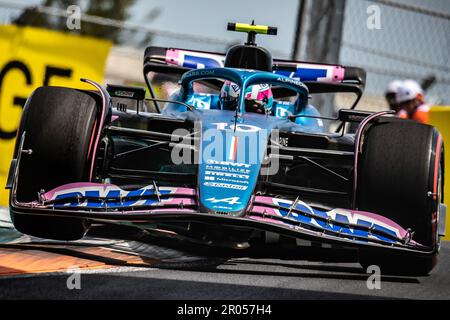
xmin=356 ymin=120 xmax=443 ymax=276
xmin=11 ymin=86 xmax=98 ymax=240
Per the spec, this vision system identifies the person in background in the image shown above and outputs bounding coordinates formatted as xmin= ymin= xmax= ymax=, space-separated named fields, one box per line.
xmin=385 ymin=80 xmax=403 ymax=112
xmin=396 ymin=79 xmax=429 ymax=124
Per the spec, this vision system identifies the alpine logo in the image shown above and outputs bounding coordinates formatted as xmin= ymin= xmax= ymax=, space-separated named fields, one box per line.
xmin=206 ymin=197 xmax=242 ymax=205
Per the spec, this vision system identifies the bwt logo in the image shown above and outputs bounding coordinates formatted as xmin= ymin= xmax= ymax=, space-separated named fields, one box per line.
xmin=53 ymin=186 xmax=170 ymax=208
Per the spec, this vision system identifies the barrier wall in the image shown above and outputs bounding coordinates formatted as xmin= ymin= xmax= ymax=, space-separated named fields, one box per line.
xmin=0 ymin=25 xmax=111 ymax=206
xmin=429 ymin=106 xmax=450 ymax=240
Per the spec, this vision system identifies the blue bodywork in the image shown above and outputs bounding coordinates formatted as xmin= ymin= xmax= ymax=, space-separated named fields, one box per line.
xmin=162 ymin=68 xmax=324 ymax=214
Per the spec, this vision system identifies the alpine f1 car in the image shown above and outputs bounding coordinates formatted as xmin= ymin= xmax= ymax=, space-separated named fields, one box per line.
xmin=6 ymin=22 xmax=447 ymax=275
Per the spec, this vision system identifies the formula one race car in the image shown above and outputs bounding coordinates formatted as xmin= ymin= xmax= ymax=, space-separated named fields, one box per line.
xmin=6 ymin=22 xmax=446 ymax=275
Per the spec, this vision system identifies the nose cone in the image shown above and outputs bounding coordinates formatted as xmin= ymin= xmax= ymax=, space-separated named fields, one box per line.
xmin=197 ymin=111 xmax=273 ymax=214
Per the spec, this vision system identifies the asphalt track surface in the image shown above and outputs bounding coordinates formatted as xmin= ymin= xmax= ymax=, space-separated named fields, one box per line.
xmin=0 ymin=220 xmax=449 ymax=300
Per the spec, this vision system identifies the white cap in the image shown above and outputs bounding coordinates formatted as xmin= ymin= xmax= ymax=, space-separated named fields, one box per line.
xmin=386 ymin=80 xmax=403 ymax=94
xmin=396 ymin=80 xmax=424 ymax=104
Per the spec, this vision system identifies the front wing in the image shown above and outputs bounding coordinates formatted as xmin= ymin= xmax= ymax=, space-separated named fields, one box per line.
xmin=10 ymin=182 xmax=434 ymax=257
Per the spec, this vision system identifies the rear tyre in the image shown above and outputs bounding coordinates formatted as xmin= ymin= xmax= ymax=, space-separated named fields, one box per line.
xmin=11 ymin=86 xmax=98 ymax=240
xmin=356 ymin=120 xmax=443 ymax=276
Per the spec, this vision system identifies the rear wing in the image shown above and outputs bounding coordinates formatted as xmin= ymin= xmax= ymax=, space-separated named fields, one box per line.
xmin=143 ymin=46 xmax=366 ymax=95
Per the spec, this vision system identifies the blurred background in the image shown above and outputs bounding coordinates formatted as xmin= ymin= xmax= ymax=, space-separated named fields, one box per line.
xmin=0 ymin=0 xmax=449 ymax=206
xmin=0 ymin=0 xmax=449 ymax=105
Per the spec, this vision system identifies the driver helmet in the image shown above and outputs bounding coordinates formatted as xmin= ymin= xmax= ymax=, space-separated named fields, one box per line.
xmin=220 ymin=81 xmax=273 ymax=114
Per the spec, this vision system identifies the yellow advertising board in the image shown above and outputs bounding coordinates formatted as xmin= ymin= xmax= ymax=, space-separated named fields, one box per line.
xmin=0 ymin=25 xmax=111 ymax=206
xmin=429 ymin=106 xmax=450 ymax=240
